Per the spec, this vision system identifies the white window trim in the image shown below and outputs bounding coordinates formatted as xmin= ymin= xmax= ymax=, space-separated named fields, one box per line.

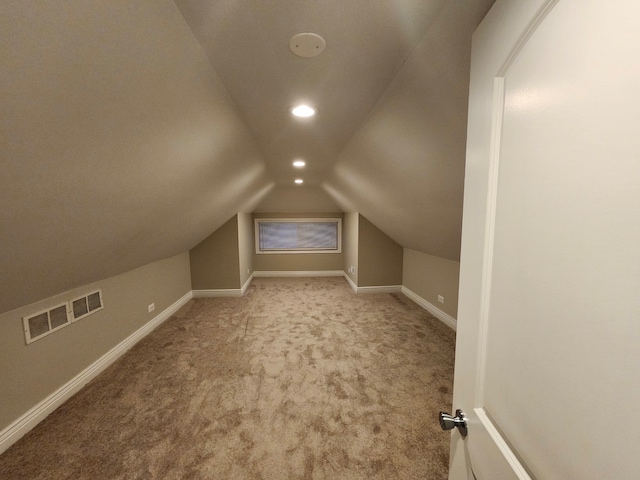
xmin=255 ymin=218 xmax=342 ymax=254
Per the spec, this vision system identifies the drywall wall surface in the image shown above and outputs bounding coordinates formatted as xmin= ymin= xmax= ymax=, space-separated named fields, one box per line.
xmin=253 ymin=213 xmax=344 ymax=272
xmin=343 ymin=212 xmax=359 ymax=284
xmin=357 ymin=215 xmax=403 ymax=287
xmin=253 ymin=253 xmax=344 ymax=272
xmin=0 ymin=0 xmax=271 ymax=314
xmin=189 ymin=216 xmax=241 ymax=290
xmin=322 ymin=1 xmax=495 ymax=261
xmin=237 ymin=212 xmax=254 ymax=286
xmin=0 ymin=252 xmax=191 ymax=432
xmin=254 ymin=187 xmax=342 ymax=213
xmin=403 ymin=248 xmax=460 ymax=318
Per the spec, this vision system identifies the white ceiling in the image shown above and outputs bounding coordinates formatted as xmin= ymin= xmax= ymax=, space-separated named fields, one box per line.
xmin=174 ymin=0 xmax=450 ymax=186
xmin=174 ymin=0 xmax=495 ymax=259
xmin=0 ymin=0 xmax=495 ymax=314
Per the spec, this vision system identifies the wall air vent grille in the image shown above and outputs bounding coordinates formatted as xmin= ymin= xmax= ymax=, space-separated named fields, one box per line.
xmin=72 ymin=297 xmax=88 ymax=318
xmin=23 ymin=303 xmax=71 ymax=344
xmin=87 ymin=291 xmax=102 ymax=311
xmin=23 ymin=290 xmax=105 ymax=345
xmin=71 ymin=290 xmax=103 ymax=322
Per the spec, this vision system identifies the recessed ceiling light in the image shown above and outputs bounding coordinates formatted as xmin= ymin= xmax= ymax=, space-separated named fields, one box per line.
xmin=293 ymin=160 xmax=306 ymax=168
xmin=294 ymin=179 xmax=304 ymax=184
xmin=290 ymin=104 xmax=317 ymax=118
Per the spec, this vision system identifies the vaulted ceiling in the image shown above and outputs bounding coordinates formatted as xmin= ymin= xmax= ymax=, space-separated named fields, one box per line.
xmin=0 ymin=0 xmax=494 ymax=314
xmin=175 ymin=0 xmax=449 ymax=186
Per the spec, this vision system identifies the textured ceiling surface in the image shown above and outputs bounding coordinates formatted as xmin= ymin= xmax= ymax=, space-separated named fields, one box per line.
xmin=0 ymin=0 xmax=495 ymax=314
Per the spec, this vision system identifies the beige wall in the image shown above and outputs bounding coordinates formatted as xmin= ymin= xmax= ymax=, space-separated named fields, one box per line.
xmin=343 ymin=212 xmax=359 ymax=284
xmin=254 ymin=253 xmax=344 ymax=272
xmin=253 ymin=213 xmax=344 ymax=272
xmin=237 ymin=213 xmax=253 ymax=287
xmin=403 ymin=248 xmax=460 ymax=318
xmin=358 ymin=215 xmax=403 ymax=287
xmin=189 ymin=216 xmax=241 ymax=290
xmin=0 ymin=252 xmax=191 ymax=432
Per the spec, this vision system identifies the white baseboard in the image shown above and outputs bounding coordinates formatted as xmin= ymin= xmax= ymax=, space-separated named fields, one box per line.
xmin=355 ymin=284 xmax=403 ymax=294
xmin=0 ymin=290 xmax=193 ymax=456
xmin=402 ymin=286 xmax=457 ymax=331
xmin=342 ymin=272 xmax=402 ymax=295
xmin=193 ymin=273 xmax=255 ymax=298
xmin=241 ymin=273 xmax=254 ymax=295
xmin=253 ymin=270 xmax=344 ymax=278
xmin=192 ymin=289 xmax=243 ymax=298
xmin=343 ymin=273 xmax=358 ymax=293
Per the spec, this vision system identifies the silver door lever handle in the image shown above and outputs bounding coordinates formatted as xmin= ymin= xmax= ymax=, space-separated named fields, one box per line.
xmin=439 ymin=409 xmax=468 ymax=437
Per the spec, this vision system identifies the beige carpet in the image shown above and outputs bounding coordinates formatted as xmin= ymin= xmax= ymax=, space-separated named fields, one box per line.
xmin=0 ymin=277 xmax=456 ymax=479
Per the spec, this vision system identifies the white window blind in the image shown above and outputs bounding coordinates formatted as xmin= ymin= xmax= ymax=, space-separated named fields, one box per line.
xmin=255 ymin=218 xmax=341 ymax=254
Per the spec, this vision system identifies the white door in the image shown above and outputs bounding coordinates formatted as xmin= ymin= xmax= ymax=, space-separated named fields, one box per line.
xmin=449 ymin=0 xmax=640 ymax=478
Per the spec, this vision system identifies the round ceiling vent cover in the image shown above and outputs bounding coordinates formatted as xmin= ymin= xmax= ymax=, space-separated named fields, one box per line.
xmin=289 ymin=33 xmax=326 ymax=58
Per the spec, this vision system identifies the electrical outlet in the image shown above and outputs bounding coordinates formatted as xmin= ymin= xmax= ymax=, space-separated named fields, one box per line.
xmin=148 ymin=303 xmax=155 ymax=313
xmin=437 ymin=295 xmax=444 ymax=304
xmin=350 ymin=266 xmax=356 ymax=274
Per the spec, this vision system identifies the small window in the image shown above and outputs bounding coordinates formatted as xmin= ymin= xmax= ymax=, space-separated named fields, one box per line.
xmin=255 ymin=218 xmax=342 ymax=254
xmin=23 ymin=302 xmax=71 ymax=344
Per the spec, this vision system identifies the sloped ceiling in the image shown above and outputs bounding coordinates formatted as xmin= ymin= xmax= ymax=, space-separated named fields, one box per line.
xmin=0 ymin=0 xmax=494 ymax=314
xmin=0 ymin=0 xmax=272 ymax=314
xmin=254 ymin=187 xmax=341 ymax=214
xmin=323 ymin=1 xmax=495 ymax=260
xmin=174 ymin=0 xmax=495 ymax=260
xmin=173 ymin=0 xmax=449 ymax=185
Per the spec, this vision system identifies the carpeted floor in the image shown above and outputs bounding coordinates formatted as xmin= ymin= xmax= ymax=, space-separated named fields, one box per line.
xmin=0 ymin=277 xmax=456 ymax=479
